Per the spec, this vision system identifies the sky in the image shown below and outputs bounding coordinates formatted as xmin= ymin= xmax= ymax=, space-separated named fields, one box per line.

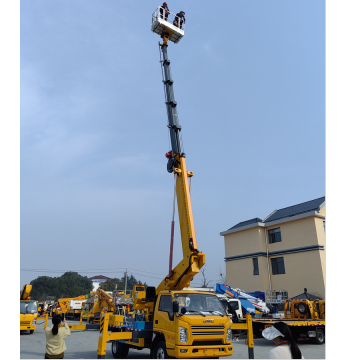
xmin=20 ymin=0 xmax=325 ymax=289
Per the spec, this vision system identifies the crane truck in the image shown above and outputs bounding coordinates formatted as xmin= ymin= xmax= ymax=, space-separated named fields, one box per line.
xmin=95 ymin=7 xmax=255 ymax=359
xmin=54 ymin=295 xmax=87 ymax=318
xmin=20 ymin=284 xmax=49 ymax=333
xmin=20 ymin=284 xmax=38 ymax=334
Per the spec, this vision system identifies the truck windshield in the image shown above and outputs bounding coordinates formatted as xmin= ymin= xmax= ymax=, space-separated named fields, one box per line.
xmin=174 ymin=293 xmax=226 ymax=316
xmin=20 ymin=301 xmax=38 ymax=314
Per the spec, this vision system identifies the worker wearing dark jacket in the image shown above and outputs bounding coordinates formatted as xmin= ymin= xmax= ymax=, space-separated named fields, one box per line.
xmin=173 ymin=11 xmax=185 ymax=29
xmin=159 ymin=2 xmax=170 ymax=21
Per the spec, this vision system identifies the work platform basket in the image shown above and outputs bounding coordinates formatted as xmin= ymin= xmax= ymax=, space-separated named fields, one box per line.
xmin=151 ymin=7 xmax=185 ymax=43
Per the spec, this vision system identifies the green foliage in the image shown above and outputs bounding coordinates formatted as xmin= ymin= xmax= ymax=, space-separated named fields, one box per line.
xmin=99 ymin=278 xmax=124 ymax=291
xmin=30 ymin=272 xmax=93 ymax=301
xmin=100 ymin=273 xmax=147 ymax=292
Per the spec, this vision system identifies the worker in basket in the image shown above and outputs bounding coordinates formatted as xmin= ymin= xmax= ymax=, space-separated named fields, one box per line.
xmin=173 ymin=11 xmax=185 ymax=29
xmin=159 ymin=2 xmax=170 ymax=21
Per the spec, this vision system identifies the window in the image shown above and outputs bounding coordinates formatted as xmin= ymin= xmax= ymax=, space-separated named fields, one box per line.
xmin=323 ymin=221 xmax=325 ymax=232
xmin=253 ymin=258 xmax=259 ymax=275
xmin=271 ymin=257 xmax=285 ymax=275
xmin=158 ymin=295 xmax=174 ymax=320
xmin=268 ymin=228 xmax=282 ymax=244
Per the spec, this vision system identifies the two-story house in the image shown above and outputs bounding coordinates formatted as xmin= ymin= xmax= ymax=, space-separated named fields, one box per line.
xmin=220 ymin=197 xmax=325 ymax=298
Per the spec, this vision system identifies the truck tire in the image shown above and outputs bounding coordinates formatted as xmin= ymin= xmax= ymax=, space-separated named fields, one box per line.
xmin=29 ymin=330 xmax=34 ymax=334
xmin=313 ymin=328 xmax=325 ymax=345
xmin=297 ymin=302 xmax=309 ymax=316
xmin=111 ymin=341 xmax=129 ymax=358
xmin=154 ymin=341 xmax=169 ymax=359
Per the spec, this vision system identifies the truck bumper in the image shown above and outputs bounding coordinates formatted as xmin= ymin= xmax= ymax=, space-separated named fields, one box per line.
xmin=20 ymin=325 xmax=36 ymax=331
xmin=172 ymin=344 xmax=233 ymax=358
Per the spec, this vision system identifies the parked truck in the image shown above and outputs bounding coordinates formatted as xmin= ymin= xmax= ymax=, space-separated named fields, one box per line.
xmin=20 ymin=284 xmax=38 ymax=334
xmin=20 ymin=285 xmax=49 ymax=333
xmin=54 ymin=295 xmax=87 ymax=318
xmin=95 ymin=10 xmax=255 ymax=359
xmin=251 ymin=297 xmax=325 ymax=344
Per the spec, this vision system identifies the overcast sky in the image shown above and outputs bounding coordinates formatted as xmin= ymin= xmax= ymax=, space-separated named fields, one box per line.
xmin=20 ymin=0 xmax=325 ymax=289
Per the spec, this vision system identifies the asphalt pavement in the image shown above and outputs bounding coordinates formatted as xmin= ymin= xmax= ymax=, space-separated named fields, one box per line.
xmin=20 ymin=319 xmax=325 ymax=359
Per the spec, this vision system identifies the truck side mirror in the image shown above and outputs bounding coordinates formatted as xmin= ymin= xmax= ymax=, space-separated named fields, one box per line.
xmin=173 ymin=301 xmax=179 ymax=313
xmin=181 ymin=307 xmax=187 ymax=315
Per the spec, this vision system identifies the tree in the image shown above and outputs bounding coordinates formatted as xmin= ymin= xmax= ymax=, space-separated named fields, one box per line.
xmin=100 ymin=278 xmax=125 ymax=291
xmin=30 ymin=272 xmax=93 ymax=300
xmin=217 ymin=267 xmax=226 ymax=284
xmin=100 ymin=273 xmax=147 ymax=293
xmin=200 ymin=267 xmax=211 ymax=288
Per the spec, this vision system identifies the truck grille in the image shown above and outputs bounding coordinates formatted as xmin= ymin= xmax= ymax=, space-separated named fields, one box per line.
xmin=192 ymin=341 xmax=223 ymax=346
xmin=191 ymin=326 xmax=225 ymax=330
xmin=20 ymin=321 xmax=31 ymax=326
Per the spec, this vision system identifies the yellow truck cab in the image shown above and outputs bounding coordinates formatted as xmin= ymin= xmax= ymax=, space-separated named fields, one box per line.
xmin=20 ymin=285 xmax=38 ymax=334
xmin=20 ymin=301 xmax=38 ymax=333
xmin=151 ymin=290 xmax=233 ymax=358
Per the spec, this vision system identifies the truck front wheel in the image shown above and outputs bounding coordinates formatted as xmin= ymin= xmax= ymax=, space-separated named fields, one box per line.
xmin=154 ymin=341 xmax=170 ymax=359
xmin=29 ymin=330 xmax=34 ymax=334
xmin=313 ymin=329 xmax=325 ymax=345
xmin=111 ymin=341 xmax=129 ymax=358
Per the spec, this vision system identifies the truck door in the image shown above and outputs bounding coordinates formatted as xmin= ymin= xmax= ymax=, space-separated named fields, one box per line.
xmin=154 ymin=295 xmax=176 ymax=349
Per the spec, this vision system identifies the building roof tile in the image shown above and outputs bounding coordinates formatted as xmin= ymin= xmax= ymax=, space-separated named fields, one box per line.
xmin=228 ymin=218 xmax=263 ymax=231
xmin=88 ymin=275 xmax=112 ymax=280
xmin=264 ymin=196 xmax=325 ymax=223
xmin=225 ymin=197 xmax=325 ymax=232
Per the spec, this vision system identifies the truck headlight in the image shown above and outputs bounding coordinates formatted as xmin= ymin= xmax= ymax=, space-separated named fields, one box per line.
xmin=227 ymin=327 xmax=231 ymax=342
xmin=179 ymin=326 xmax=187 ymax=343
xmin=32 ymin=319 xmax=37 ymax=325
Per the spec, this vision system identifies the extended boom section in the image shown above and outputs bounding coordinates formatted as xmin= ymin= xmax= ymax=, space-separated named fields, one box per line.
xmin=156 ymin=43 xmax=205 ymax=293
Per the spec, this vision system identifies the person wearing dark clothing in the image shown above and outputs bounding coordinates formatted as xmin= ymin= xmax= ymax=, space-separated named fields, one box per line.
xmin=173 ymin=11 xmax=185 ymax=29
xmin=159 ymin=2 xmax=170 ymax=21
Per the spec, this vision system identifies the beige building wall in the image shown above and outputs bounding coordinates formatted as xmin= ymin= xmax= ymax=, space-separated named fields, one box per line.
xmin=269 ymin=250 xmax=325 ymax=298
xmin=314 ymin=216 xmax=326 ymax=287
xmin=266 ymin=217 xmax=319 ymax=252
xmin=224 ymin=227 xmax=264 ymax=258
xmin=226 ymin=257 xmax=269 ymax=292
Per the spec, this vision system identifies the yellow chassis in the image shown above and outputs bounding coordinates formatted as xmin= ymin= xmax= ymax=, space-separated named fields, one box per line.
xmin=96 ymin=313 xmax=255 ymax=359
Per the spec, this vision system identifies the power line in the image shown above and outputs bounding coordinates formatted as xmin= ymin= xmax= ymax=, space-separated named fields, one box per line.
xmin=20 ymin=269 xmax=164 ymax=280
xmin=20 ymin=267 xmax=164 ymax=276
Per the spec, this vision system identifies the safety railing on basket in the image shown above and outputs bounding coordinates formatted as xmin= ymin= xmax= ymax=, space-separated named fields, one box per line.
xmin=152 ymin=7 xmax=186 ymax=31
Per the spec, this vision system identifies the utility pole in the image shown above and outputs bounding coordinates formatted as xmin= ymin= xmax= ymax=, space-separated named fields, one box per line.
xmin=124 ymin=270 xmax=128 ymax=295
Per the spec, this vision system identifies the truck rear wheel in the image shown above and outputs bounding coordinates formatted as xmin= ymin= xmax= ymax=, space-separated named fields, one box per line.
xmin=111 ymin=341 xmax=129 ymax=358
xmin=313 ymin=329 xmax=325 ymax=345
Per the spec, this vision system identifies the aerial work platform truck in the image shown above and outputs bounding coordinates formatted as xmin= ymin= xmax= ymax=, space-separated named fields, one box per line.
xmin=95 ymin=7 xmax=255 ymax=359
xmin=20 ymin=284 xmax=48 ymax=333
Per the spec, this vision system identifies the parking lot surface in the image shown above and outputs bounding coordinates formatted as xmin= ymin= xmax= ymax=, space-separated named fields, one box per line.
xmin=20 ymin=320 xmax=325 ymax=359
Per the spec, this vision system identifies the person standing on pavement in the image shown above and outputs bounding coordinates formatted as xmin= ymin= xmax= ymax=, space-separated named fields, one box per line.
xmin=44 ymin=315 xmax=71 ymax=359
xmin=262 ymin=322 xmax=304 ymax=359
